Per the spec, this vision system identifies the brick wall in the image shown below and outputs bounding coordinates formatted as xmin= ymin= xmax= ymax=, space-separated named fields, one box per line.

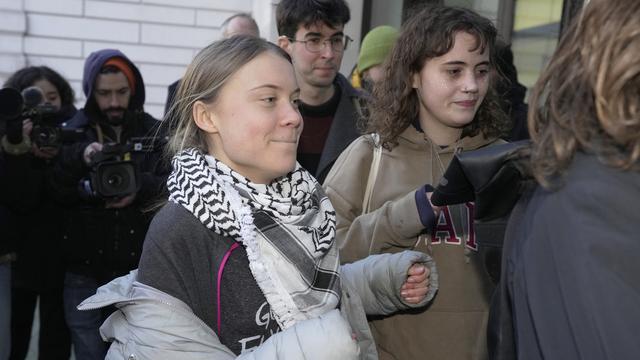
xmin=0 ymin=0 xmax=257 ymax=120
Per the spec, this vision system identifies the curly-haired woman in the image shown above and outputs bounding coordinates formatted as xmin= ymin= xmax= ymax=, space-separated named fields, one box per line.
xmin=323 ymin=6 xmax=510 ymax=360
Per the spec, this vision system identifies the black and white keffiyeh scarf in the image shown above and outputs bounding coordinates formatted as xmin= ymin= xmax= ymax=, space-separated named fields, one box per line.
xmin=167 ymin=148 xmax=341 ymax=329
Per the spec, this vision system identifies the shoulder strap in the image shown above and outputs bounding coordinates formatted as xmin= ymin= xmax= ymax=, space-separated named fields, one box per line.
xmin=362 ymin=133 xmax=382 ymax=215
xmin=216 ymin=241 xmax=240 ymax=335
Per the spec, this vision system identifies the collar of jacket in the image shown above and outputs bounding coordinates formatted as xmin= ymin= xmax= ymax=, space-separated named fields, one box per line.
xmin=314 ymin=73 xmax=365 ymax=182
xmin=334 ymin=72 xmax=364 ymax=99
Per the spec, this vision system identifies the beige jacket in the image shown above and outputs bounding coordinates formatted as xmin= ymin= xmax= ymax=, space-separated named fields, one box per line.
xmin=324 ymin=126 xmax=501 ymax=360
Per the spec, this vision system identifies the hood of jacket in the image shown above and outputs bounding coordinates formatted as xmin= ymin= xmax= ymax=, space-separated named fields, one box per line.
xmin=400 ymin=124 xmax=499 ymax=155
xmin=82 ymin=49 xmax=145 ymax=112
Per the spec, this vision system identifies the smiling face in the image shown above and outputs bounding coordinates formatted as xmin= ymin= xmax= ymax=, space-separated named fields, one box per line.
xmin=412 ymin=31 xmax=491 ymax=139
xmin=196 ymin=52 xmax=303 ymax=184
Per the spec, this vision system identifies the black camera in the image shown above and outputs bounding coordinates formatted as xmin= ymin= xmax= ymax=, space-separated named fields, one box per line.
xmin=82 ymin=137 xmax=161 ymax=199
xmin=0 ymin=87 xmax=75 ymax=148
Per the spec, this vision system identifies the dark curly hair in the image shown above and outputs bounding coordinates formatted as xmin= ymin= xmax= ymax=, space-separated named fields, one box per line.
xmin=4 ymin=66 xmax=75 ymax=110
xmin=527 ymin=0 xmax=640 ymax=188
xmin=367 ymin=6 xmax=510 ymax=149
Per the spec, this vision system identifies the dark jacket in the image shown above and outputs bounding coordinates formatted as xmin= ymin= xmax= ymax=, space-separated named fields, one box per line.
xmin=5 ymin=146 xmax=69 ymax=290
xmin=493 ymin=152 xmax=640 ymax=359
xmin=310 ymin=74 xmax=364 ymax=184
xmin=164 ymin=79 xmax=180 ymax=118
xmin=0 ymin=153 xmax=17 ymax=260
xmin=51 ymin=49 xmax=167 ymax=285
xmin=1 ymin=105 xmax=77 ymax=289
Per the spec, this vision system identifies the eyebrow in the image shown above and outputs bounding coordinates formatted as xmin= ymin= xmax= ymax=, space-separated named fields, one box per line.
xmin=442 ymin=60 xmax=490 ymax=67
xmin=303 ymin=31 xmax=344 ymax=39
xmin=249 ymin=84 xmax=301 ymax=94
xmin=96 ymin=87 xmax=128 ymax=92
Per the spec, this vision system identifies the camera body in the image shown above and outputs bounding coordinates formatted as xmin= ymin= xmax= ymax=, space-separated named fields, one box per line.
xmin=27 ymin=103 xmax=62 ymax=148
xmin=83 ymin=137 xmax=161 ymax=199
xmin=0 ymin=87 xmax=75 ymax=148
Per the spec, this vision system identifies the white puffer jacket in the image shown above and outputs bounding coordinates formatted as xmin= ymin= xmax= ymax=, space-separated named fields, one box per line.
xmin=79 ymin=251 xmax=437 ymax=360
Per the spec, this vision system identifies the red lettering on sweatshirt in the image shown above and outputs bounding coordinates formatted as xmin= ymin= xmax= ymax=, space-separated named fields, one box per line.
xmin=465 ymin=202 xmax=477 ymax=251
xmin=431 ymin=206 xmax=461 ymax=245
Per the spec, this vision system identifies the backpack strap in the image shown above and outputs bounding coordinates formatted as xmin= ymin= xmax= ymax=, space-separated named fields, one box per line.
xmin=362 ymin=133 xmax=382 ymax=215
xmin=217 ymin=242 xmax=240 ymax=335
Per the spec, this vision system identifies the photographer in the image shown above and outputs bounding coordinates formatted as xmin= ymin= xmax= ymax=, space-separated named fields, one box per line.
xmin=49 ymin=49 xmax=166 ymax=360
xmin=0 ymin=66 xmax=77 ymax=359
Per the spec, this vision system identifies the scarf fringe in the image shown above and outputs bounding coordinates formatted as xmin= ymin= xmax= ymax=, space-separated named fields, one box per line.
xmin=221 ymin=180 xmax=300 ymax=329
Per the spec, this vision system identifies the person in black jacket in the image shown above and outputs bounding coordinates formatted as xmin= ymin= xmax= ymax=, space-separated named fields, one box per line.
xmin=491 ymin=0 xmax=640 ymax=358
xmin=0 ymin=152 xmax=17 ymax=360
xmin=1 ymin=65 xmax=77 ymax=359
xmin=50 ymin=49 xmax=166 ymax=360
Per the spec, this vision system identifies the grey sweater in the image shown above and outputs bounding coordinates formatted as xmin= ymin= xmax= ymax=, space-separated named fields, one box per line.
xmin=137 ymin=202 xmax=278 ymax=354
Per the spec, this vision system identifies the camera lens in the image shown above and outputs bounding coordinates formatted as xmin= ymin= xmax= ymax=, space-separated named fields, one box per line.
xmin=107 ymin=174 xmax=124 ymax=187
xmin=102 ymin=166 xmax=130 ymax=192
xmin=93 ymin=161 xmax=137 ymax=198
xmin=34 ymin=127 xmax=54 ymax=147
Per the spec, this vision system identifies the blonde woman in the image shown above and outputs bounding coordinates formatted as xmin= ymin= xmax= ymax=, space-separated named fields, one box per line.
xmin=77 ymin=35 xmax=435 ymax=359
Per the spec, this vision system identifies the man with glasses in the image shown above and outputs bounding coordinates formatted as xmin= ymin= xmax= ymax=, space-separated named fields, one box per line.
xmin=277 ymin=0 xmax=365 ymax=183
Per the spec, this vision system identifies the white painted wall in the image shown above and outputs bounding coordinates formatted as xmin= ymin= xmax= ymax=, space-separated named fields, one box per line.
xmin=0 ymin=0 xmax=257 ymax=119
xmin=0 ymin=0 xmax=364 ymax=119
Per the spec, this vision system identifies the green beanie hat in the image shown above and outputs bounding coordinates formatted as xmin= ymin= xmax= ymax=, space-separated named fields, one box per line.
xmin=357 ymin=25 xmax=399 ymax=74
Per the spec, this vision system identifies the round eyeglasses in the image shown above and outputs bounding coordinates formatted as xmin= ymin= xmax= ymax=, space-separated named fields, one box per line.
xmin=288 ymin=35 xmax=353 ymax=53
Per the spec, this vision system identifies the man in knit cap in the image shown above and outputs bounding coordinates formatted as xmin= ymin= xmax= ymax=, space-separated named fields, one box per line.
xmin=355 ymin=25 xmax=399 ymax=93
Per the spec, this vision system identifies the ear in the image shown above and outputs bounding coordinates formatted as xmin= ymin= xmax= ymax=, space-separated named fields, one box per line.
xmin=192 ymin=100 xmax=219 ymax=134
xmin=277 ymin=35 xmax=292 ymax=54
xmin=411 ymin=71 xmax=421 ymax=89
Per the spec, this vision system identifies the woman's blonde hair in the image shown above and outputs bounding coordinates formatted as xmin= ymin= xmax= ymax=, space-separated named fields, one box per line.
xmin=164 ymin=35 xmax=291 ymax=157
xmin=528 ymin=0 xmax=640 ymax=187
